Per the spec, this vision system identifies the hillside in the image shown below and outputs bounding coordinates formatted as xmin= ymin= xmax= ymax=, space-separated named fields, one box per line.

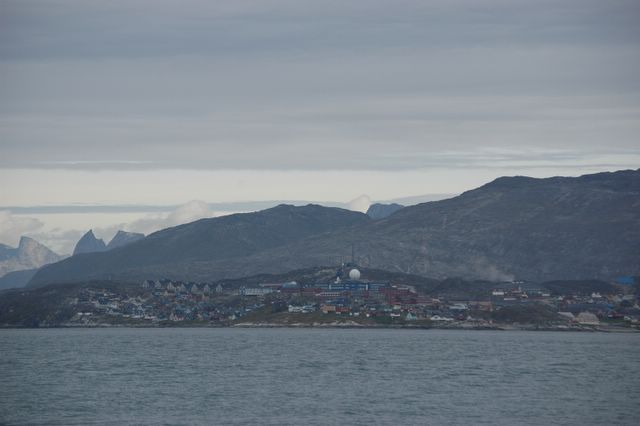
xmin=0 ymin=268 xmax=38 ymax=290
xmin=28 ymin=169 xmax=640 ymax=286
xmin=28 ymin=204 xmax=369 ymax=286
xmin=369 ymin=168 xmax=640 ymax=280
xmin=241 ymin=169 xmax=639 ymax=282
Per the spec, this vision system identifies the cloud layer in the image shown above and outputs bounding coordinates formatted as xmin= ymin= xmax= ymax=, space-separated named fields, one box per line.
xmin=1 ymin=0 xmax=638 ymax=173
xmin=1 ymin=201 xmax=218 ymax=254
xmin=0 ymin=211 xmax=44 ymax=247
xmin=125 ymin=200 xmax=215 ymax=236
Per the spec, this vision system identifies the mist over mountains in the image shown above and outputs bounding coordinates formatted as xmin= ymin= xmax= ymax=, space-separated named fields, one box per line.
xmin=28 ymin=169 xmax=640 ymax=287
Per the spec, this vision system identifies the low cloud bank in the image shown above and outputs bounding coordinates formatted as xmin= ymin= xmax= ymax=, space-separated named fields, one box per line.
xmin=126 ymin=200 xmax=216 ymax=236
xmin=348 ymin=194 xmax=371 ymax=213
xmin=0 ymin=200 xmax=218 ymax=255
xmin=0 ymin=211 xmax=44 ymax=247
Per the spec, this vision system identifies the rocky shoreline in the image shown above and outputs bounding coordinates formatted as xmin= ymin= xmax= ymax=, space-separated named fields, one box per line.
xmin=2 ymin=321 xmax=638 ymax=333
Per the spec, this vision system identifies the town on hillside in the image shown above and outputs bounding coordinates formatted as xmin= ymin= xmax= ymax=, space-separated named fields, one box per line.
xmin=23 ymin=264 xmax=639 ymax=331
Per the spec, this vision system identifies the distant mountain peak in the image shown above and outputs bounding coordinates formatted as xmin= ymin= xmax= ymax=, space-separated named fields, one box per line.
xmin=73 ymin=230 xmax=107 ymax=256
xmin=17 ymin=236 xmax=56 ymax=255
xmin=0 ymin=236 xmax=63 ymax=281
xmin=15 ymin=236 xmax=59 ymax=261
xmin=107 ymin=230 xmax=144 ymax=250
xmin=366 ymin=203 xmax=404 ymax=220
xmin=18 ymin=235 xmax=37 ymax=246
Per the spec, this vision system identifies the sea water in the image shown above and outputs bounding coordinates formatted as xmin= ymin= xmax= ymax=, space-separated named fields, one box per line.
xmin=1 ymin=328 xmax=639 ymax=425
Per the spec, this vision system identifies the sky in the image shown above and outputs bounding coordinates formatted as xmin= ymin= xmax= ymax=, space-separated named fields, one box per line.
xmin=1 ymin=0 xmax=639 ymax=254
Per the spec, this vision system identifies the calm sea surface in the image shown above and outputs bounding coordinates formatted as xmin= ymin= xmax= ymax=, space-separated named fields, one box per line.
xmin=1 ymin=328 xmax=639 ymax=426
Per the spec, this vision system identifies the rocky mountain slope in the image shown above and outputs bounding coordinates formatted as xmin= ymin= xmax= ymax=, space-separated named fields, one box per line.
xmin=29 ymin=204 xmax=369 ymax=286
xmin=0 ymin=268 xmax=38 ymax=290
xmin=28 ymin=169 xmax=640 ymax=286
xmin=0 ymin=237 xmax=64 ymax=279
xmin=245 ymin=168 xmax=638 ymax=282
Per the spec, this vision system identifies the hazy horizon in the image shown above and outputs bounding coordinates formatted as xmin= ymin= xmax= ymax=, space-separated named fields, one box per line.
xmin=1 ymin=190 xmax=460 ymax=254
xmin=1 ymin=168 xmax=636 ymax=255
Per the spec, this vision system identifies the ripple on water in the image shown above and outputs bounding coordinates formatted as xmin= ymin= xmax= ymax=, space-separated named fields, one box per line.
xmin=0 ymin=328 xmax=639 ymax=426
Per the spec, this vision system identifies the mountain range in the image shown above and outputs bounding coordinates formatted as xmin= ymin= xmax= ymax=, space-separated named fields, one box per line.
xmin=0 ymin=230 xmax=145 ymax=290
xmin=27 ymin=169 xmax=640 ymax=287
xmin=73 ymin=230 xmax=144 ymax=255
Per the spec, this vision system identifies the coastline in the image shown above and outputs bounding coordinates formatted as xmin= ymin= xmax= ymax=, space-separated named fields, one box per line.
xmin=1 ymin=321 xmax=637 ymax=333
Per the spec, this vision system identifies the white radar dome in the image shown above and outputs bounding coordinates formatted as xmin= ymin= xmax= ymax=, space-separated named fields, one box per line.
xmin=349 ymin=268 xmax=361 ymax=280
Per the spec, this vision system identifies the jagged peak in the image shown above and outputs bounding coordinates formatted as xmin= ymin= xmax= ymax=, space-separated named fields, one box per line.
xmin=107 ymin=230 xmax=145 ymax=250
xmin=17 ymin=236 xmax=58 ymax=256
xmin=18 ymin=236 xmax=38 ymax=247
xmin=73 ymin=229 xmax=107 ymax=256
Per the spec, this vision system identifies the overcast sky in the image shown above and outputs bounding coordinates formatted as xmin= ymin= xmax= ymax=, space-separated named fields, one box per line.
xmin=1 ymin=0 xmax=639 ymax=253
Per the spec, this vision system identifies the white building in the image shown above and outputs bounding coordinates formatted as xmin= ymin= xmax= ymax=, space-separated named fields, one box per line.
xmin=240 ymin=287 xmax=273 ymax=296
